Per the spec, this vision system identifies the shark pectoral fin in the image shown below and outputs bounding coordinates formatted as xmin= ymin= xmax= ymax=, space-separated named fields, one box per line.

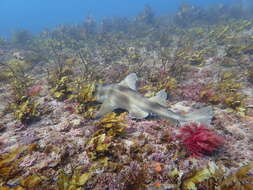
xmin=129 ymin=107 xmax=149 ymax=119
xmin=149 ymin=89 xmax=168 ymax=106
xmin=119 ymin=73 xmax=138 ymax=90
xmin=95 ymin=101 xmax=116 ymax=119
xmin=184 ymin=106 xmax=214 ymax=126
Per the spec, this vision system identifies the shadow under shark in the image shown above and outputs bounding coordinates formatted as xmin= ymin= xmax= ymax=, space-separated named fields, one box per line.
xmin=94 ymin=73 xmax=213 ymax=126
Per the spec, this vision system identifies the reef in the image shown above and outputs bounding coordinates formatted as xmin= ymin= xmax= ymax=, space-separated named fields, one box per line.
xmin=1 ymin=2 xmax=253 ymax=190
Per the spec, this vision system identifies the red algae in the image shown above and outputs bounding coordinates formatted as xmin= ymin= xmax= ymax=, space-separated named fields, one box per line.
xmin=27 ymin=86 xmax=42 ymax=96
xmin=178 ymin=123 xmax=224 ymax=157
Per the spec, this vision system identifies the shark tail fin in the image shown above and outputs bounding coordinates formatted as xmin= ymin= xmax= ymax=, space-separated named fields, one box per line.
xmin=183 ymin=106 xmax=213 ymax=126
xmin=149 ymin=89 xmax=168 ymax=106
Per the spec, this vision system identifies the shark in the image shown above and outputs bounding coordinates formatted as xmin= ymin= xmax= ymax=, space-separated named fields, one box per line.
xmin=94 ymin=73 xmax=213 ymax=125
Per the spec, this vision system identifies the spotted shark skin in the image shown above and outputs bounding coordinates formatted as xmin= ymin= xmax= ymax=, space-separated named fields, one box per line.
xmin=94 ymin=73 xmax=213 ymax=125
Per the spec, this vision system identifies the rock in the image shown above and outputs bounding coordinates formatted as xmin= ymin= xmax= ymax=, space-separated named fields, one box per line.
xmin=246 ymin=107 xmax=253 ymax=117
xmin=0 ymin=125 xmax=6 ymax=133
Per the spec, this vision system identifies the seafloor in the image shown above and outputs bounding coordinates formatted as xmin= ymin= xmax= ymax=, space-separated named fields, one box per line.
xmin=1 ymin=4 xmax=253 ymax=190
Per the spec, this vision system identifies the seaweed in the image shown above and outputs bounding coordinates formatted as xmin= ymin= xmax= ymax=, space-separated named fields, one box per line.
xmin=2 ymin=3 xmax=253 ymax=189
xmin=57 ymin=168 xmax=91 ymax=190
xmin=0 ymin=145 xmax=42 ymax=184
xmin=219 ymin=162 xmax=253 ymax=190
xmin=86 ymin=112 xmax=127 ymax=160
xmin=48 ymin=65 xmax=74 ymax=101
xmin=248 ymin=66 xmax=253 ymax=84
xmin=0 ymin=61 xmax=42 ymax=124
xmin=200 ymin=71 xmax=245 ymax=111
xmin=178 ymin=123 xmax=224 ymax=157
xmin=181 ymin=162 xmax=219 ymax=190
xmin=173 ymin=162 xmax=253 ymax=190
xmin=0 ymin=145 xmax=53 ymax=190
xmin=12 ymin=30 xmax=34 ymax=48
xmin=68 ymin=81 xmax=98 ymax=118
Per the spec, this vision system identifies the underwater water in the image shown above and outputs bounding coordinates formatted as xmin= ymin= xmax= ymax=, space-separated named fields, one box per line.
xmin=1 ymin=0 xmax=253 ymax=190
xmin=0 ymin=0 xmax=238 ymax=37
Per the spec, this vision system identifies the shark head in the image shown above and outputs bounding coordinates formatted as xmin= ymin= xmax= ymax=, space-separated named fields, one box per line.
xmin=94 ymin=84 xmax=109 ymax=103
xmin=94 ymin=73 xmax=138 ymax=103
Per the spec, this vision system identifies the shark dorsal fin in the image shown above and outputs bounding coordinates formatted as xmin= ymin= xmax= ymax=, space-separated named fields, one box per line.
xmin=149 ymin=89 xmax=168 ymax=106
xmin=119 ymin=73 xmax=138 ymax=90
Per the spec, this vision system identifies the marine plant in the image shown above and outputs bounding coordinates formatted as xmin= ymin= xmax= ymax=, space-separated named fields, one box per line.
xmin=137 ymin=4 xmax=155 ymax=25
xmin=76 ymin=49 xmax=100 ymax=81
xmin=178 ymin=83 xmax=204 ymax=102
xmin=11 ymin=30 xmax=33 ymax=48
xmin=226 ymin=45 xmax=244 ymax=57
xmin=48 ymin=63 xmax=74 ymax=101
xmin=139 ymin=74 xmax=177 ymax=96
xmin=178 ymin=123 xmax=224 ymax=157
xmin=0 ymin=144 xmax=49 ymax=189
xmin=200 ymin=71 xmax=245 ymax=111
xmin=83 ymin=112 xmax=153 ymax=189
xmin=1 ymin=62 xmax=41 ymax=124
xmin=0 ymin=36 xmax=6 ymax=46
xmin=218 ymin=162 xmax=253 ymax=190
xmin=181 ymin=161 xmax=253 ymax=190
xmin=86 ymin=112 xmax=127 ymax=160
xmin=56 ymin=168 xmax=91 ymax=190
xmin=180 ymin=161 xmax=219 ymax=190
xmin=0 ymin=59 xmax=33 ymax=81
xmin=127 ymin=47 xmax=141 ymax=65
xmin=247 ymin=66 xmax=253 ymax=84
xmin=69 ymin=81 xmax=97 ymax=118
xmin=185 ymin=49 xmax=207 ymax=66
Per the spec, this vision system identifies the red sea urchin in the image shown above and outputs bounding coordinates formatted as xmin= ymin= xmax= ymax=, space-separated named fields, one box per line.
xmin=178 ymin=123 xmax=224 ymax=157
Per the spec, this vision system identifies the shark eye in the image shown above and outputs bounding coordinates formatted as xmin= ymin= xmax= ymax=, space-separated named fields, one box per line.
xmin=92 ymin=84 xmax=99 ymax=96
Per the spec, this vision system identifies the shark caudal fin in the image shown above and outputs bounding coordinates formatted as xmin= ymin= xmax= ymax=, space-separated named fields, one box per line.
xmin=183 ymin=106 xmax=213 ymax=126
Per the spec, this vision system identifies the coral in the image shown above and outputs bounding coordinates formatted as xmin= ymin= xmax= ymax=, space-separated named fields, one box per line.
xmin=119 ymin=161 xmax=148 ymax=190
xmin=89 ymin=161 xmax=149 ymax=190
xmin=178 ymin=123 xmax=224 ymax=157
xmin=178 ymin=83 xmax=204 ymax=102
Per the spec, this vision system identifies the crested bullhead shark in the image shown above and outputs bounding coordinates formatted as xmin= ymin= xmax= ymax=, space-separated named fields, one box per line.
xmin=94 ymin=73 xmax=213 ymax=125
